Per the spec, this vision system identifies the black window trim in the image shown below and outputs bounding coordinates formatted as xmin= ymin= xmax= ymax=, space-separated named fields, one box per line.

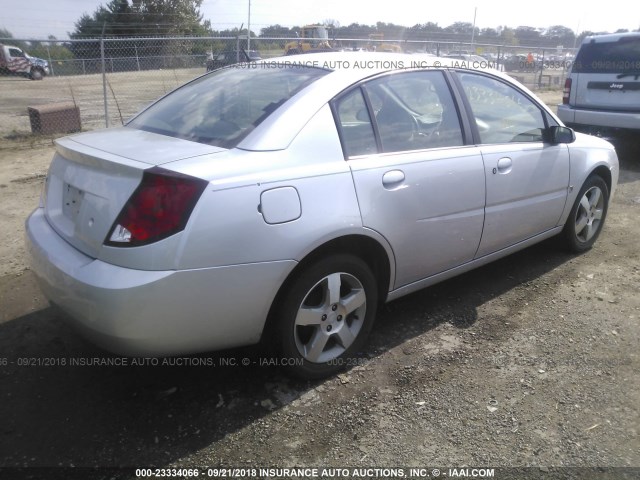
xmin=330 ymin=85 xmax=380 ymax=159
xmin=330 ymin=69 xmax=474 ymax=160
xmin=360 ymin=85 xmax=384 ymax=153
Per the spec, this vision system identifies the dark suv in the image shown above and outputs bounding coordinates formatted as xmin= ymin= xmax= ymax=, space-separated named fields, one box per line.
xmin=558 ymin=33 xmax=640 ymax=133
xmin=206 ymin=50 xmax=262 ymax=72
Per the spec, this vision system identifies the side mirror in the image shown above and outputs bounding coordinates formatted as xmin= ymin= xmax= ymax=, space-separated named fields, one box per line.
xmin=548 ymin=125 xmax=575 ymax=144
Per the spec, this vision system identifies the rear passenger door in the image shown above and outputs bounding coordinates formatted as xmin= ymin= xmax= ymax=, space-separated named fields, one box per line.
xmin=334 ymin=71 xmax=486 ymax=288
xmin=455 ymin=71 xmax=570 ymax=257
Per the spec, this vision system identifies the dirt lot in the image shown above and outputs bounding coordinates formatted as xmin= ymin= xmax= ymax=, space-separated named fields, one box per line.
xmin=0 ymin=68 xmax=204 ymax=137
xmin=0 ymin=90 xmax=639 ymax=478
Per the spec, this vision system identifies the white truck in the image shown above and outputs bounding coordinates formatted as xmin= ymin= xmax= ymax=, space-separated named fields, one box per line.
xmin=0 ymin=43 xmax=49 ymax=80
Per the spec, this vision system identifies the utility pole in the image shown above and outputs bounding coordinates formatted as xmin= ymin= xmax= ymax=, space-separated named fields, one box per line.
xmin=101 ymin=21 xmax=109 ymax=128
xmin=470 ymin=7 xmax=477 ymax=47
xmin=247 ymin=0 xmax=251 ymax=50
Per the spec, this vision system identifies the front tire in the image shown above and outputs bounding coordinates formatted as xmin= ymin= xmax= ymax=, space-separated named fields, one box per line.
xmin=562 ymin=175 xmax=609 ymax=253
xmin=274 ymin=254 xmax=378 ymax=379
xmin=30 ymin=68 xmax=44 ymax=80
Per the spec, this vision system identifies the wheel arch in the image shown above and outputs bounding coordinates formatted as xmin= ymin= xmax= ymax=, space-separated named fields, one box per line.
xmin=561 ymin=171 xmax=610 ymax=253
xmin=590 ymin=164 xmax=612 ymax=195
xmin=261 ymin=233 xmax=394 ymax=344
xmin=559 ymin=159 xmax=615 ymax=228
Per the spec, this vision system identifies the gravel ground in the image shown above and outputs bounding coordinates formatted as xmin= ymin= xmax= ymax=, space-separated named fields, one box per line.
xmin=0 ymin=92 xmax=638 ymax=479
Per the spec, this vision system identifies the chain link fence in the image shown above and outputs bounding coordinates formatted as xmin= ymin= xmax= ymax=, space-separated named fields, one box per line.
xmin=0 ymin=36 xmax=575 ymax=141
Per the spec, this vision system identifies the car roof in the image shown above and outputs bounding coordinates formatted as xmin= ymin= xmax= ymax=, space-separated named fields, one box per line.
xmin=581 ymin=32 xmax=640 ymax=44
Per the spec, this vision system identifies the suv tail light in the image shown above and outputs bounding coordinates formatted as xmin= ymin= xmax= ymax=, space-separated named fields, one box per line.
xmin=562 ymin=78 xmax=572 ymax=104
xmin=106 ymin=167 xmax=207 ymax=247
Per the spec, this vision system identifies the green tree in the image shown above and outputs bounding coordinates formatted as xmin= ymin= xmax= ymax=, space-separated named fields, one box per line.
xmin=70 ymin=0 xmax=207 ymax=38
xmin=514 ymin=26 xmax=541 ymax=45
xmin=375 ymin=22 xmax=407 ymax=40
xmin=406 ymin=23 xmax=443 ymax=41
xmin=499 ymin=26 xmax=519 ymax=46
xmin=444 ymin=22 xmax=474 ymax=35
xmin=0 ymin=28 xmax=27 ymax=48
xmin=36 ymin=37 xmax=74 ymax=60
xmin=0 ymin=27 xmax=14 ymax=39
xmin=131 ymin=0 xmax=206 ymax=36
xmin=322 ymin=19 xmax=340 ymax=29
xmin=335 ymin=23 xmax=376 ymax=39
xmin=259 ymin=24 xmax=295 ymax=38
xmin=479 ymin=27 xmax=499 ymax=38
xmin=23 ymin=36 xmax=74 ymax=66
xmin=69 ymin=0 xmax=210 ymax=72
xmin=543 ymin=25 xmax=575 ymax=47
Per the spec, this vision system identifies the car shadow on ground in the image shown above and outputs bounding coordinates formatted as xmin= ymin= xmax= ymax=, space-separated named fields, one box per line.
xmin=369 ymin=237 xmax=572 ymax=350
xmin=612 ymin=139 xmax=640 ymax=176
xmin=0 ymin=236 xmax=579 ymax=469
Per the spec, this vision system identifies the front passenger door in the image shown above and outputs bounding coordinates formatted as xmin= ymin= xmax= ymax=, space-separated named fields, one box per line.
xmin=456 ymin=71 xmax=570 ymax=258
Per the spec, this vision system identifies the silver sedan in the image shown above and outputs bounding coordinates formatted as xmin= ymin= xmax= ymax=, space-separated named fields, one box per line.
xmin=26 ymin=53 xmax=619 ymax=378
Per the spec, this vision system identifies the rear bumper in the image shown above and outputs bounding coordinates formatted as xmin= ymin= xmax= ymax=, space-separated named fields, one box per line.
xmin=557 ymin=104 xmax=640 ymax=131
xmin=26 ymin=207 xmax=295 ymax=356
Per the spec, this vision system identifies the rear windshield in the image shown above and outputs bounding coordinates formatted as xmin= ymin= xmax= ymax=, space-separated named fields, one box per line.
xmin=128 ymin=65 xmax=329 ymax=148
xmin=573 ymin=36 xmax=640 ymax=74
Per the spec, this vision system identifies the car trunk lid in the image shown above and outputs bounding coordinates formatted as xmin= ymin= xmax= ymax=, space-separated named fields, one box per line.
xmin=67 ymin=127 xmax=224 ymax=165
xmin=43 ymin=129 xmax=223 ymax=259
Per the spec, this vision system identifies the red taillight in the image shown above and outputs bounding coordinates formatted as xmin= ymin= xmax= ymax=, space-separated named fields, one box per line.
xmin=562 ymin=78 xmax=572 ymax=105
xmin=106 ymin=167 xmax=207 ymax=247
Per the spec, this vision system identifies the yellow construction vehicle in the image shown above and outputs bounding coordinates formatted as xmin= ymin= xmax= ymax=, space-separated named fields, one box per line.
xmin=367 ymin=34 xmax=402 ymax=53
xmin=284 ymin=25 xmax=334 ymax=55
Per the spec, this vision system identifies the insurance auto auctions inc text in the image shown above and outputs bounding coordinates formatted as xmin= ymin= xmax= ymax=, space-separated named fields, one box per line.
xmin=235 ymin=59 xmax=500 ymax=70
xmin=195 ymin=467 xmax=495 ymax=478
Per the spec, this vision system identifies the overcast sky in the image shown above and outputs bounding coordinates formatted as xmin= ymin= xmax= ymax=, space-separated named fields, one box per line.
xmin=1 ymin=0 xmax=638 ymax=40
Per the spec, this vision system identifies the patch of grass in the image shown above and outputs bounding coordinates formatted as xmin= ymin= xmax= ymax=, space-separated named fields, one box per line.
xmin=1 ymin=130 xmax=59 ymax=151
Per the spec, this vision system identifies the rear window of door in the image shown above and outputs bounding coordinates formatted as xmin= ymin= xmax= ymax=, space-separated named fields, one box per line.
xmin=334 ymin=70 xmax=464 ymax=157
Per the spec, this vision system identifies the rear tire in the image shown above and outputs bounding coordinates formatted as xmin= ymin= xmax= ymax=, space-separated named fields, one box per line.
xmin=273 ymin=254 xmax=378 ymax=379
xmin=562 ymin=175 xmax=609 ymax=253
